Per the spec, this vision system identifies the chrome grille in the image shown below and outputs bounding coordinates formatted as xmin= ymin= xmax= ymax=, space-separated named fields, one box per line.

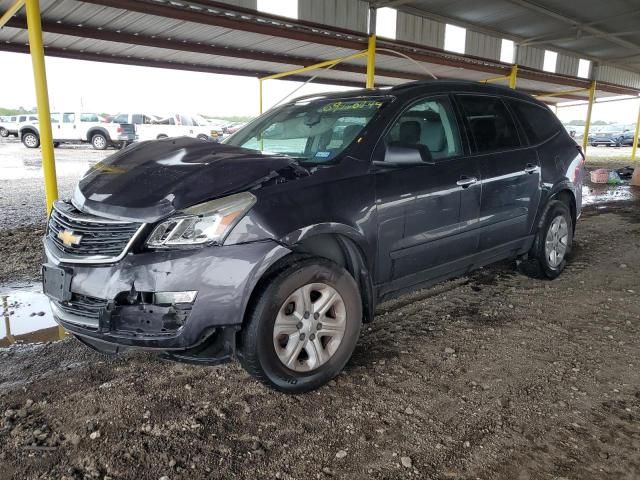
xmin=48 ymin=202 xmax=143 ymax=258
xmin=55 ymin=294 xmax=108 ymax=320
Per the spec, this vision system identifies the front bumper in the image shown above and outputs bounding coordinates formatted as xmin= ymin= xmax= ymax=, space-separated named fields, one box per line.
xmin=44 ymin=239 xmax=290 ymax=351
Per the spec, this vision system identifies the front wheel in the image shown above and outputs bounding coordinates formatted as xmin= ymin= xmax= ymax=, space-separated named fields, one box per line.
xmin=0 ymin=127 xmax=8 ymax=137
xmin=519 ymin=200 xmax=573 ymax=279
xmin=91 ymin=133 xmax=108 ymax=150
xmin=22 ymin=132 xmax=40 ymax=148
xmin=239 ymin=257 xmax=362 ymax=393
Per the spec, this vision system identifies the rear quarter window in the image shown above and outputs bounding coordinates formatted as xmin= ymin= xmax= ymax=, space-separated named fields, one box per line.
xmin=509 ymin=100 xmax=562 ymax=144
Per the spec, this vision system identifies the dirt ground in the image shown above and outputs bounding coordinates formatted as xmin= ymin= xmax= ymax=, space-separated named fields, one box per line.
xmin=0 ymin=196 xmax=639 ymax=479
xmin=1 ymin=139 xmax=639 ymax=479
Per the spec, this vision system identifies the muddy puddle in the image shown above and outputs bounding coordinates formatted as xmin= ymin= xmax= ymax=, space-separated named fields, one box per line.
xmin=582 ymin=182 xmax=638 ymax=206
xmin=0 ymin=284 xmax=62 ymax=348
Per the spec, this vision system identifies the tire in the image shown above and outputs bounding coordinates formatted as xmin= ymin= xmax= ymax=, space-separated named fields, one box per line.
xmin=0 ymin=127 xmax=8 ymax=137
xmin=22 ymin=132 xmax=40 ymax=148
xmin=157 ymin=134 xmax=168 ymax=140
xmin=238 ymin=257 xmax=362 ymax=393
xmin=196 ymin=134 xmax=210 ymax=141
xmin=91 ymin=133 xmax=108 ymax=150
xmin=53 ymin=142 xmax=60 ymax=148
xmin=519 ymin=200 xmax=573 ymax=279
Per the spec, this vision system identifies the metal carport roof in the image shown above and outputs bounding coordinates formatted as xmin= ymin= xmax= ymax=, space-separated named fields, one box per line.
xmin=1 ymin=0 xmax=639 ymax=104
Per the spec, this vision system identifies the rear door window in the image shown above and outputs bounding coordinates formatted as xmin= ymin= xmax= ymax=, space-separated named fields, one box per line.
xmin=508 ymin=100 xmax=562 ymax=144
xmin=458 ymin=95 xmax=521 ymax=153
xmin=63 ymin=113 xmax=76 ymax=123
xmin=80 ymin=113 xmax=99 ymax=122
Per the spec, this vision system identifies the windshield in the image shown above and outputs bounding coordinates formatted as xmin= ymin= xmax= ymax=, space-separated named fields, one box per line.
xmin=225 ymin=97 xmax=389 ymax=163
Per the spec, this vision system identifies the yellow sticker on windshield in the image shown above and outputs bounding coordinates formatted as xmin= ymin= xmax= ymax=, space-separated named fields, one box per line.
xmin=320 ymin=101 xmax=383 ymax=113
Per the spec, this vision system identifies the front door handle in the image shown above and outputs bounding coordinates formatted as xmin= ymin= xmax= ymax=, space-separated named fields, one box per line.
xmin=524 ymin=164 xmax=538 ymax=174
xmin=456 ymin=176 xmax=478 ymax=188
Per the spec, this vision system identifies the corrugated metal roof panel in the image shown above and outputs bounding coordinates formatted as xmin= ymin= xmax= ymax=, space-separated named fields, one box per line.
xmin=556 ymin=54 xmax=578 ymax=77
xmin=396 ymin=11 xmax=444 ymax=49
xmin=517 ymin=46 xmax=545 ymax=71
xmin=465 ymin=30 xmax=501 ymax=62
xmin=299 ymin=0 xmax=368 ymax=33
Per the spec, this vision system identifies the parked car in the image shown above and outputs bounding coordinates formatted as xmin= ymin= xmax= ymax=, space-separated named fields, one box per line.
xmin=113 ymin=112 xmax=220 ymax=141
xmin=588 ymin=124 xmax=636 ymax=147
xmin=1 ymin=113 xmax=38 ymax=137
xmin=42 ymin=81 xmax=583 ymax=392
xmin=19 ymin=112 xmax=135 ymax=149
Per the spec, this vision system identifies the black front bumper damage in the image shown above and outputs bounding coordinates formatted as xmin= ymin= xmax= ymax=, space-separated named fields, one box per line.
xmin=74 ymin=326 xmax=238 ymax=365
xmin=55 ymin=294 xmax=239 ymax=365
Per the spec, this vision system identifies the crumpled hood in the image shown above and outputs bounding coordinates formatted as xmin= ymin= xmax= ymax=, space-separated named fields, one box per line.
xmin=73 ymin=137 xmax=309 ymax=223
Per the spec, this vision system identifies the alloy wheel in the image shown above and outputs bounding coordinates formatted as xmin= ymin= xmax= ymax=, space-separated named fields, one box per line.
xmin=24 ymin=134 xmax=38 ymax=147
xmin=273 ymin=283 xmax=347 ymax=372
xmin=544 ymin=215 xmax=569 ymax=268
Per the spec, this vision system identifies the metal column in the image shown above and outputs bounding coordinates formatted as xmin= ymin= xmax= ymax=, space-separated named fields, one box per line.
xmin=508 ymin=64 xmax=518 ymax=90
xmin=366 ymin=7 xmax=376 ymax=89
xmin=631 ymin=101 xmax=640 ymax=161
xmin=25 ymin=0 xmax=58 ymax=213
xmin=582 ymin=81 xmax=597 ymax=156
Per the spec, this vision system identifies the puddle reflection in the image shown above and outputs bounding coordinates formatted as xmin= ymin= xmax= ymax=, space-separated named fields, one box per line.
xmin=1 ymin=286 xmax=62 ymax=347
xmin=582 ymin=183 xmax=637 ymax=206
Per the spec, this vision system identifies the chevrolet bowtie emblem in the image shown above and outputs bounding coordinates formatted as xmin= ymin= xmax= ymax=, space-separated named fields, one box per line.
xmin=57 ymin=229 xmax=83 ymax=247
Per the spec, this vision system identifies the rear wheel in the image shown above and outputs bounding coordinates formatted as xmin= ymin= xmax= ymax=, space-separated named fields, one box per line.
xmin=238 ymin=257 xmax=362 ymax=393
xmin=91 ymin=133 xmax=108 ymax=150
xmin=196 ymin=134 xmax=209 ymax=141
xmin=157 ymin=134 xmax=168 ymax=140
xmin=0 ymin=127 xmax=8 ymax=137
xmin=519 ymin=200 xmax=573 ymax=279
xmin=22 ymin=132 xmax=40 ymax=148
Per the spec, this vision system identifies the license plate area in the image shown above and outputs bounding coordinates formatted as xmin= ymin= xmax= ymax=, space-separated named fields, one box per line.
xmin=42 ymin=264 xmax=73 ymax=302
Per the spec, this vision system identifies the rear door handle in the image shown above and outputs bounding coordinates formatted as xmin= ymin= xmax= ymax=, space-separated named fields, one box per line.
xmin=456 ymin=176 xmax=478 ymax=188
xmin=524 ymin=164 xmax=538 ymax=174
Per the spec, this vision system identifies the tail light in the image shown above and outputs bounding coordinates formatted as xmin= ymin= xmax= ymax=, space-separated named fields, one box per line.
xmin=117 ymin=127 xmax=123 ymax=134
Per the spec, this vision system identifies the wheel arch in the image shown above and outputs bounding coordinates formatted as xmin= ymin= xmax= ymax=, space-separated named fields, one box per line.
xmin=241 ymin=227 xmax=375 ymax=334
xmin=537 ymin=185 xmax=577 ymax=233
xmin=86 ymin=127 xmax=110 ymax=142
xmin=20 ymin=127 xmax=39 ymax=139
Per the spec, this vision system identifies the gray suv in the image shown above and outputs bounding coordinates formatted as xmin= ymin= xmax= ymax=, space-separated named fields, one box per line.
xmin=43 ymin=81 xmax=584 ymax=392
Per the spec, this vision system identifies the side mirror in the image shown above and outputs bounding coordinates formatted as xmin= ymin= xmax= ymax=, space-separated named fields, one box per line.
xmin=383 ymin=144 xmax=434 ymax=166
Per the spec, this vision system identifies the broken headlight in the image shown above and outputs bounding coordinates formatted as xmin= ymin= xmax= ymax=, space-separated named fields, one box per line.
xmin=146 ymin=192 xmax=256 ymax=248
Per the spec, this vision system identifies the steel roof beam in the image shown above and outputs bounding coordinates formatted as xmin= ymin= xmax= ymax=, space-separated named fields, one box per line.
xmin=0 ymin=41 xmax=386 ymax=89
xmin=4 ymin=17 xmax=429 ymax=82
xmin=504 ymin=0 xmax=640 ymax=53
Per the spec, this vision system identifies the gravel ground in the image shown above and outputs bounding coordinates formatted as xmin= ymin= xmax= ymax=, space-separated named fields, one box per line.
xmin=1 ymin=140 xmax=639 ymax=480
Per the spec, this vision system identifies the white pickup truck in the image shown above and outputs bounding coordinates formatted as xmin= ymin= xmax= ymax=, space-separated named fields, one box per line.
xmin=19 ymin=112 xmax=136 ymax=150
xmin=0 ymin=113 xmax=38 ymax=138
xmin=111 ymin=112 xmax=222 ymax=142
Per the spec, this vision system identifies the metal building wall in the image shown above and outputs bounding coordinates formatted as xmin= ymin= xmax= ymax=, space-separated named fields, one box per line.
xmin=517 ymin=46 xmax=545 ymax=70
xmin=465 ymin=30 xmax=501 ymax=61
xmin=217 ymin=0 xmax=257 ymax=10
xmin=556 ymin=53 xmax=579 ymax=77
xmin=596 ymin=65 xmax=640 ymax=89
xmin=396 ymin=11 xmax=445 ymax=49
xmin=298 ymin=0 xmax=369 ymax=33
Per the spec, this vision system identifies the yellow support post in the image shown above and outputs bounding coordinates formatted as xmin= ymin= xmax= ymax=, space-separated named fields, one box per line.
xmin=0 ymin=0 xmax=25 ymax=29
xmin=582 ymin=81 xmax=597 ymax=156
xmin=508 ymin=64 xmax=518 ymax=90
xmin=632 ymin=100 xmax=640 ymax=161
xmin=25 ymin=0 xmax=58 ymax=213
xmin=366 ymin=34 xmax=376 ymax=89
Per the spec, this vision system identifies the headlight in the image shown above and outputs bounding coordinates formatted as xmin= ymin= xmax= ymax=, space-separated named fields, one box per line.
xmin=146 ymin=192 xmax=256 ymax=248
